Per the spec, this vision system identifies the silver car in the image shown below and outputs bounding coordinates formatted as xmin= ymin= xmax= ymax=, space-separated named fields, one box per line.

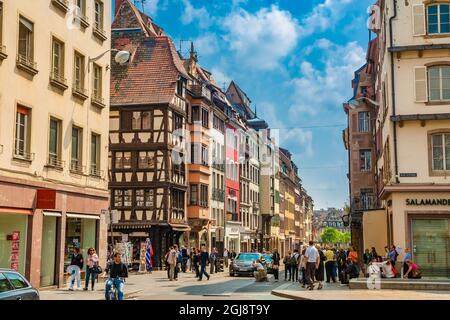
xmin=0 ymin=269 xmax=39 ymax=300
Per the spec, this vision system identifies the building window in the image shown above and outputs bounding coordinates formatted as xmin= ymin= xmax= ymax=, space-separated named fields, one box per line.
xmin=73 ymin=52 xmax=85 ymax=92
xmin=123 ymin=189 xmax=132 ymax=207
xmin=176 ymin=79 xmax=185 ymax=97
xmin=18 ymin=16 xmax=34 ymax=63
xmin=431 ymin=133 xmax=450 ymax=171
xmin=14 ymin=106 xmax=31 ymax=158
xmin=173 ymin=112 xmax=183 ymax=131
xmin=189 ymin=185 xmax=198 ymax=206
xmin=48 ymin=118 xmax=62 ymax=166
xmin=428 ymin=66 xmax=450 ymax=101
xmin=51 ymin=37 xmax=64 ymax=81
xmin=172 ymin=189 xmax=185 ymax=220
xmin=360 ymin=149 xmax=372 ymax=171
xmin=71 ymin=126 xmax=82 ymax=172
xmin=138 ymin=151 xmax=155 ymax=169
xmin=358 ymin=111 xmax=370 ymax=132
xmin=90 ymin=133 xmax=100 ymax=176
xmin=76 ymin=0 xmax=86 ymax=15
xmin=114 ymin=190 xmax=123 ymax=207
xmin=202 ymin=108 xmax=209 ymax=128
xmin=131 ymin=111 xmax=151 ymax=130
xmin=427 ymin=4 xmax=450 ymax=34
xmin=200 ymin=185 xmax=208 ymax=207
xmin=192 ymin=105 xmax=200 ymax=122
xmin=92 ymin=63 xmax=102 ymax=99
xmin=213 ymin=114 xmax=225 ymax=133
xmin=94 ymin=1 xmax=104 ymax=28
xmin=136 ymin=189 xmax=154 ymax=208
xmin=115 ymin=151 xmax=132 ymax=169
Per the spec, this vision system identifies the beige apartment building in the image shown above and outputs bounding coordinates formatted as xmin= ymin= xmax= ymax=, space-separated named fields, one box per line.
xmin=368 ymin=0 xmax=450 ymax=277
xmin=0 ymin=0 xmax=111 ymax=288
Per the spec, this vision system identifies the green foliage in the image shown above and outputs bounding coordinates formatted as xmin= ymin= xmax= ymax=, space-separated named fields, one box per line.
xmin=320 ymin=227 xmax=351 ymax=245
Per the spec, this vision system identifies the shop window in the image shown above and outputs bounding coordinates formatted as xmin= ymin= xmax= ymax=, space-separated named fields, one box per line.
xmin=64 ymin=218 xmax=97 ymax=272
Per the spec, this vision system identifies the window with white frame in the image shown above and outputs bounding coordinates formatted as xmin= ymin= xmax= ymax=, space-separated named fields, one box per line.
xmin=358 ymin=111 xmax=370 ymax=132
xmin=427 ymin=4 xmax=450 ymax=34
xmin=360 ymin=149 xmax=372 ymax=172
xmin=431 ymin=133 xmax=450 ymax=171
xmin=15 ymin=106 xmax=31 ymax=157
xmin=428 ymin=66 xmax=450 ymax=101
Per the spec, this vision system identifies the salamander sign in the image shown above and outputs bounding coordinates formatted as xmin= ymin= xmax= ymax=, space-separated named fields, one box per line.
xmin=406 ymin=198 xmax=450 ymax=206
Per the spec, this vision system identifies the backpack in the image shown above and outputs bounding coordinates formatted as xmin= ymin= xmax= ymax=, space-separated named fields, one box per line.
xmin=290 ymin=254 xmax=298 ymax=265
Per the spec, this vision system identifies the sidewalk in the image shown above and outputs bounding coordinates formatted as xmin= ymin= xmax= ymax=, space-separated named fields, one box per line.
xmin=39 ymin=269 xmax=229 ymax=300
xmin=271 ymin=282 xmax=450 ymax=300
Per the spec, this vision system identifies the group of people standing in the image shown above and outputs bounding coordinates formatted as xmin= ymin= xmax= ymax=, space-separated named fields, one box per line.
xmin=164 ymin=245 xmax=237 ymax=282
xmin=67 ymin=247 xmax=101 ymax=291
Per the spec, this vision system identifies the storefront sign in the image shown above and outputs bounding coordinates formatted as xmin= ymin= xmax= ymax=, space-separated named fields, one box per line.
xmin=36 ymin=190 xmax=56 ymax=209
xmin=406 ymin=198 xmax=450 ymax=206
xmin=10 ymin=231 xmax=20 ymax=271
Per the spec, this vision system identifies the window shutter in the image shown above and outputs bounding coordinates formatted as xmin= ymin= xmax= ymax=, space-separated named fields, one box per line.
xmin=412 ymin=4 xmax=426 ymax=36
xmin=414 ymin=66 xmax=428 ymax=102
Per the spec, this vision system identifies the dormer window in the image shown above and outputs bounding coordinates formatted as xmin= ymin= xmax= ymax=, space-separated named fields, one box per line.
xmin=177 ymin=78 xmax=185 ymax=98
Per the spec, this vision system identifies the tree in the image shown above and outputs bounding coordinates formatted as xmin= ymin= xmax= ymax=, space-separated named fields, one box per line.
xmin=338 ymin=232 xmax=351 ymax=244
xmin=320 ymin=227 xmax=340 ymax=244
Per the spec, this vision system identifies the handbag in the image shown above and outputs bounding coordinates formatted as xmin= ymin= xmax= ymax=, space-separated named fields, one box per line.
xmin=92 ymin=261 xmax=103 ymax=274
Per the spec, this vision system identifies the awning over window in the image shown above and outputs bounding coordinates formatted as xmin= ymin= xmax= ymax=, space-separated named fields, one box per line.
xmin=66 ymin=213 xmax=100 ymax=220
xmin=43 ymin=211 xmax=62 ymax=217
xmin=169 ymin=223 xmax=191 ymax=232
xmin=0 ymin=208 xmax=33 ymax=215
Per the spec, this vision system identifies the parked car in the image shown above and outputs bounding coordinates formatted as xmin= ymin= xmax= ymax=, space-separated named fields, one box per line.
xmin=262 ymin=254 xmax=274 ymax=274
xmin=229 ymin=252 xmax=263 ymax=277
xmin=0 ymin=269 xmax=39 ymax=300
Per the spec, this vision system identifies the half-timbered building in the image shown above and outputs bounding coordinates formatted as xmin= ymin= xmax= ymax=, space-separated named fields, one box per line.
xmin=109 ymin=0 xmax=190 ymax=268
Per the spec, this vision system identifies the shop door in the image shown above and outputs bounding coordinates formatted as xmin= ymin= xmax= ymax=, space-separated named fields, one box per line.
xmin=40 ymin=216 xmax=57 ymax=287
xmin=412 ymin=219 xmax=449 ymax=278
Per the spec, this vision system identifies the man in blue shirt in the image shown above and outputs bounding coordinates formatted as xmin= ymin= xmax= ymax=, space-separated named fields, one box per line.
xmin=402 ymin=248 xmax=412 ymax=276
xmin=198 ymin=244 xmax=210 ymax=281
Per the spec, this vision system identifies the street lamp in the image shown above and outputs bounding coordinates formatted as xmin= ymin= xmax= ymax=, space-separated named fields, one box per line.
xmin=348 ymin=96 xmax=380 ymax=109
xmin=342 ymin=214 xmax=350 ymax=227
xmin=88 ymin=49 xmax=130 ymax=71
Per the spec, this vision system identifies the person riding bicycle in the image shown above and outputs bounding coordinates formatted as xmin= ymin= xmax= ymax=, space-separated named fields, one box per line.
xmin=101 ymin=252 xmax=128 ymax=300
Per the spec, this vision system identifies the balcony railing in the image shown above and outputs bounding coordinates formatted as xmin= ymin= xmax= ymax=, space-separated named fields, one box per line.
xmin=72 ymin=83 xmax=88 ymax=100
xmin=89 ymin=166 xmax=103 ymax=177
xmin=70 ymin=161 xmax=85 ymax=175
xmin=352 ymin=195 xmax=378 ymax=211
xmin=91 ymin=93 xmax=105 ymax=108
xmin=212 ymin=189 xmax=225 ymax=202
xmin=13 ymin=148 xmax=34 ymax=162
xmin=212 ymin=162 xmax=225 ymax=172
xmin=191 ymin=84 xmax=211 ymax=101
xmin=46 ymin=155 xmax=64 ymax=169
xmin=50 ymin=71 xmax=68 ymax=90
xmin=73 ymin=8 xmax=89 ymax=28
xmin=93 ymin=22 xmax=107 ymax=41
xmin=16 ymin=54 xmax=38 ymax=76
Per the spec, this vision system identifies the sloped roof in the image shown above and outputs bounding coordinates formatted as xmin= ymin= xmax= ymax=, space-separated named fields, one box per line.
xmin=111 ymin=32 xmax=189 ymax=106
xmin=113 ymin=0 xmax=164 ymax=37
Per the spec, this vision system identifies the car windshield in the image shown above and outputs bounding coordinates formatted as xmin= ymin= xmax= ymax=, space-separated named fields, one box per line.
xmin=263 ymin=255 xmax=272 ymax=262
xmin=236 ymin=253 xmax=260 ymax=261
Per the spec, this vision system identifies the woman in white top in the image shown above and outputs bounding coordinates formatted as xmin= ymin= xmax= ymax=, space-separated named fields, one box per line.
xmin=84 ymin=248 xmax=99 ymax=291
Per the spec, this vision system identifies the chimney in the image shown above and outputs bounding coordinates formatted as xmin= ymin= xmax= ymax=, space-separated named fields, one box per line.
xmin=115 ymin=0 xmax=125 ymax=16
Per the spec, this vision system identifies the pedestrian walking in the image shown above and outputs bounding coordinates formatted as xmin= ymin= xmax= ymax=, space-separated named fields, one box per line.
xmin=283 ymin=251 xmax=292 ymax=281
xmin=181 ymin=246 xmax=189 ymax=273
xmin=174 ymin=245 xmax=182 ymax=280
xmin=84 ymin=247 xmax=99 ymax=291
xmin=166 ymin=246 xmax=177 ymax=281
xmin=402 ymin=248 xmax=412 ymax=277
xmin=198 ymin=245 xmax=210 ymax=281
xmin=299 ymin=248 xmax=307 ymax=288
xmin=68 ymin=247 xmax=83 ymax=291
xmin=190 ymin=247 xmax=196 ymax=272
xmin=336 ymin=248 xmax=347 ymax=283
xmin=223 ymin=248 xmax=229 ymax=268
xmin=271 ymin=249 xmax=281 ymax=282
xmin=290 ymin=249 xmax=300 ymax=282
xmin=210 ymin=248 xmax=217 ymax=274
xmin=304 ymin=241 xmax=319 ymax=290
xmin=230 ymin=250 xmax=237 ymax=260
xmin=315 ymin=244 xmax=325 ymax=290
xmin=325 ymin=246 xmax=336 ymax=283
xmin=192 ymin=248 xmax=200 ymax=277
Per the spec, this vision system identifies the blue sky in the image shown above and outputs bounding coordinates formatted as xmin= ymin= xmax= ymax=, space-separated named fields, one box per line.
xmin=114 ymin=0 xmax=374 ymax=210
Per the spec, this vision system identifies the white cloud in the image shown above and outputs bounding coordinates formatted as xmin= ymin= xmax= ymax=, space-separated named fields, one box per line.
xmin=222 ymin=5 xmax=300 ymax=70
xmin=146 ymin=0 xmax=159 ymax=16
xmin=283 ymin=129 xmax=314 ymax=157
xmin=193 ymin=33 xmax=220 ymax=57
xmin=181 ymin=0 xmax=214 ymax=29
xmin=210 ymin=67 xmax=231 ymax=88
xmin=299 ymin=0 xmax=355 ymax=38
xmin=287 ymin=40 xmax=366 ymax=118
